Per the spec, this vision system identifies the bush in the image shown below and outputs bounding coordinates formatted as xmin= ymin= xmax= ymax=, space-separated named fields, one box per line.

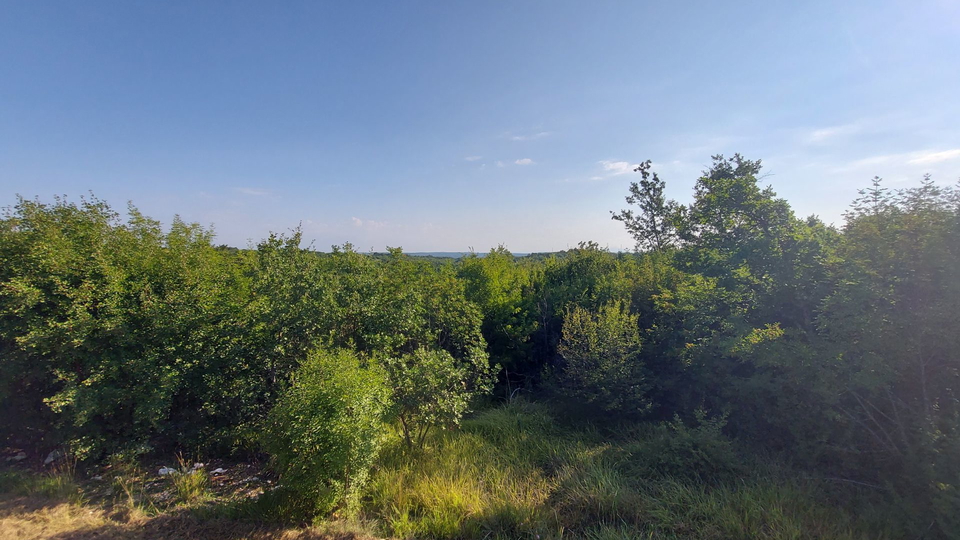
xmin=170 ymin=456 xmax=211 ymax=505
xmin=381 ymin=347 xmax=489 ymax=449
xmin=263 ymin=347 xmax=391 ymax=520
xmin=620 ymin=410 xmax=741 ymax=483
xmin=556 ymin=300 xmax=649 ymax=414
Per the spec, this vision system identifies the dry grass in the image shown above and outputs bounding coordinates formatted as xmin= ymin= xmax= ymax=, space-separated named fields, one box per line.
xmin=0 ymin=495 xmax=379 ymax=540
xmin=0 ymin=496 xmax=113 ymax=540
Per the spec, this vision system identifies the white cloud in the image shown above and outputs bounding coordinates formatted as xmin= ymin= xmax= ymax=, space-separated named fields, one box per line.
xmin=510 ymin=131 xmax=552 ymax=141
xmin=598 ymin=160 xmax=637 ymax=175
xmin=236 ymin=187 xmax=271 ymax=196
xmin=804 ymin=123 xmax=861 ymax=144
xmin=908 ymin=148 xmax=960 ymax=165
xmin=465 ymin=156 xmax=482 ymax=161
xmin=837 ymin=154 xmax=896 ymax=172
xmin=351 ymin=217 xmax=386 ymax=230
xmin=515 ymin=158 xmax=535 ymax=165
xmin=835 ymin=148 xmax=960 ymax=173
xmin=496 ymin=161 xmax=505 ymax=168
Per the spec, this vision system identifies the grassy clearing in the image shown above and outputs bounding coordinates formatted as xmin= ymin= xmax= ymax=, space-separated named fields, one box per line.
xmin=0 ymin=497 xmax=378 ymax=540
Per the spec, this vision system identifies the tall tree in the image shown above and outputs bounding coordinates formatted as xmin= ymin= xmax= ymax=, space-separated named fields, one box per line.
xmin=611 ymin=160 xmax=681 ymax=253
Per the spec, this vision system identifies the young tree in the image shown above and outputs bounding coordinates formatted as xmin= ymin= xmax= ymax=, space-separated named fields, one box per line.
xmin=458 ymin=246 xmax=538 ymax=378
xmin=380 ymin=347 xmax=479 ymax=448
xmin=611 ymin=160 xmax=681 ymax=253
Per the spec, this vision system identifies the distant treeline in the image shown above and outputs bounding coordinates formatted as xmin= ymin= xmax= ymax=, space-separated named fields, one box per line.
xmin=1 ymin=155 xmax=958 ymax=532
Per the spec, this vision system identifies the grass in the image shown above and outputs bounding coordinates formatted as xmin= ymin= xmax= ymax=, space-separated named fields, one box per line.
xmin=365 ymin=401 xmax=561 ymax=539
xmin=0 ymin=455 xmax=84 ymax=505
xmin=0 ymin=401 xmax=909 ymax=539
xmin=359 ymin=400 xmax=901 ymax=540
xmin=171 ymin=455 xmax=211 ymax=505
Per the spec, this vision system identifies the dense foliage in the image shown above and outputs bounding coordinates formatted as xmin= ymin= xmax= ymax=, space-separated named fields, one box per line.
xmin=263 ymin=347 xmax=391 ymax=518
xmin=2 ymin=157 xmax=959 ymax=536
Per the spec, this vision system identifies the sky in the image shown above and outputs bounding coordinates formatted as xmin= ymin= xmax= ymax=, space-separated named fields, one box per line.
xmin=1 ymin=1 xmax=958 ymax=252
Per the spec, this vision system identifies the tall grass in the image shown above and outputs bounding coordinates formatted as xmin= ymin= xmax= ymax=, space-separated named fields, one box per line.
xmin=367 ymin=403 xmax=559 ymax=539
xmin=171 ymin=454 xmax=211 ymax=505
xmin=360 ymin=400 xmax=900 ymax=540
xmin=0 ymin=454 xmax=85 ymax=505
xmin=0 ymin=402 xmax=906 ymax=539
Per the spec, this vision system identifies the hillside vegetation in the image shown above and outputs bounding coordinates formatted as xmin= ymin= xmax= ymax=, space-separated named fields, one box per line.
xmin=2 ymin=155 xmax=959 ymax=538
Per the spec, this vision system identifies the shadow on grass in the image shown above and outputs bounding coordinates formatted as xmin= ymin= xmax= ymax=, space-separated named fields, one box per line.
xmin=0 ymin=493 xmax=71 ymax=517
xmin=0 ymin=485 xmax=379 ymax=540
xmin=40 ymin=509 xmax=376 ymax=540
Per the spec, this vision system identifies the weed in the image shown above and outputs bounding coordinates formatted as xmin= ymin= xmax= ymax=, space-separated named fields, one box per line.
xmin=105 ymin=452 xmax=158 ymax=516
xmin=170 ymin=454 xmax=211 ymax=505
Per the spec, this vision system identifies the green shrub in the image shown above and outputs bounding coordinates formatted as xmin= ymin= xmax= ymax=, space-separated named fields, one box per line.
xmin=556 ymin=300 xmax=650 ymax=414
xmin=620 ymin=410 xmax=741 ymax=483
xmin=263 ymin=347 xmax=392 ymax=520
xmin=381 ymin=347 xmax=482 ymax=449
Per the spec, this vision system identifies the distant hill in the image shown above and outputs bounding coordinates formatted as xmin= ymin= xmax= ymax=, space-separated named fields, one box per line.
xmin=407 ymin=252 xmax=531 ymax=258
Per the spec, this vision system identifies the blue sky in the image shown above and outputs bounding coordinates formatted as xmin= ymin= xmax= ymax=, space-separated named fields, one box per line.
xmin=1 ymin=1 xmax=958 ymax=252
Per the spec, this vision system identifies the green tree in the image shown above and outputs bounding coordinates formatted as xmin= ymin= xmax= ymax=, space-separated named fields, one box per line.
xmin=0 ymin=196 xmax=248 ymax=456
xmin=815 ymin=176 xmax=960 ymax=532
xmin=611 ymin=160 xmax=681 ymax=252
xmin=457 ymin=246 xmax=538 ymax=382
xmin=380 ymin=347 xmax=478 ymax=448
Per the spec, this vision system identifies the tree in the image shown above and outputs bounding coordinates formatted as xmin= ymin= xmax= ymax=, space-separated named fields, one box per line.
xmin=457 ymin=246 xmax=538 ymax=380
xmin=380 ymin=347 xmax=478 ymax=448
xmin=679 ymin=154 xmax=796 ymax=287
xmin=0 ymin=196 xmax=248 ymax=457
xmin=611 ymin=160 xmax=681 ymax=253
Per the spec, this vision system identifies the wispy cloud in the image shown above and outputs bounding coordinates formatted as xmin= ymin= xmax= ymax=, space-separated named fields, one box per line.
xmin=515 ymin=158 xmax=535 ymax=165
xmin=236 ymin=187 xmax=271 ymax=196
xmin=496 ymin=161 xmax=505 ymax=168
xmin=561 ymin=160 xmax=642 ymax=184
xmin=804 ymin=123 xmax=861 ymax=144
xmin=509 ymin=131 xmax=552 ymax=141
xmin=836 ymin=154 xmax=896 ymax=172
xmin=464 ymin=155 xmax=482 ymax=161
xmin=598 ymin=160 xmax=638 ymax=176
xmin=908 ymin=148 xmax=960 ymax=165
xmin=832 ymin=148 xmax=960 ymax=175
xmin=351 ymin=217 xmax=387 ymax=230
